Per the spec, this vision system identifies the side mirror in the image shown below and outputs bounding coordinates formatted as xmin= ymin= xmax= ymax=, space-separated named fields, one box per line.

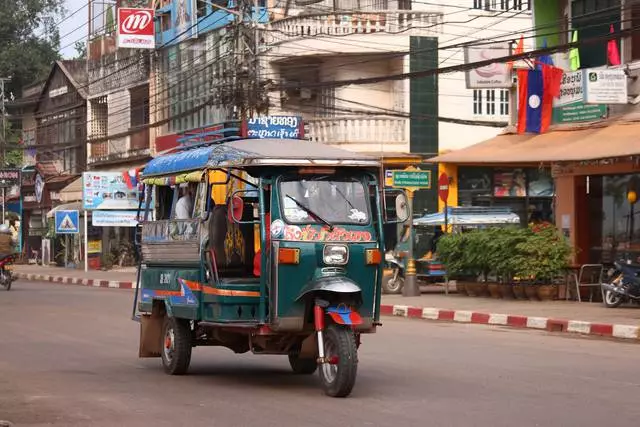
xmin=395 ymin=193 xmax=409 ymax=222
xmin=383 ymin=189 xmax=410 ymax=224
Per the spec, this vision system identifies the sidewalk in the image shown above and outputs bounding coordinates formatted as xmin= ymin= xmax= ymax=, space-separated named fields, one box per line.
xmin=382 ymin=293 xmax=640 ymax=341
xmin=13 ymin=265 xmax=640 ymax=341
xmin=14 ymin=265 xmax=136 ymax=289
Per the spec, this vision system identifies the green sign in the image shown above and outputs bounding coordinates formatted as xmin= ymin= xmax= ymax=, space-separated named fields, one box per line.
xmin=392 ymin=170 xmax=432 ymax=189
xmin=553 ymin=70 xmax=607 ymax=124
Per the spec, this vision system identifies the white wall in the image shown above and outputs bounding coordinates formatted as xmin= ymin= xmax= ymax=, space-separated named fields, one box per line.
xmin=268 ymin=0 xmax=534 ymax=153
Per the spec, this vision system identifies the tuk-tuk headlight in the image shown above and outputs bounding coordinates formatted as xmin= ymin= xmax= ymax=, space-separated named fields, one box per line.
xmin=323 ymin=244 xmax=348 ymax=265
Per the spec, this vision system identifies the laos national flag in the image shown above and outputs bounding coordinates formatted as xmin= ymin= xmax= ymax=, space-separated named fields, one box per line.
xmin=122 ymin=168 xmax=140 ymax=190
xmin=517 ymin=64 xmax=563 ymax=134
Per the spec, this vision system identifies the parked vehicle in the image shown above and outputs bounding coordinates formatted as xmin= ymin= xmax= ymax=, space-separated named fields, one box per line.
xmin=132 ymin=138 xmax=407 ymax=397
xmin=601 ymin=259 xmax=640 ymax=308
xmin=382 ymin=207 xmax=521 ymax=294
xmin=0 ymin=254 xmax=15 ymax=291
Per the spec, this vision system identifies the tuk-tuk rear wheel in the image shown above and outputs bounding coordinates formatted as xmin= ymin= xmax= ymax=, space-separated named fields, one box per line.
xmin=319 ymin=325 xmax=358 ymax=398
xmin=160 ymin=316 xmax=192 ymax=375
xmin=288 ymin=352 xmax=318 ymax=375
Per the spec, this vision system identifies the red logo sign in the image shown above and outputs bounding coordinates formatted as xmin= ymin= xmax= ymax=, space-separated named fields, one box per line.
xmin=117 ymin=8 xmax=155 ymax=49
xmin=119 ymin=8 xmax=154 ymax=35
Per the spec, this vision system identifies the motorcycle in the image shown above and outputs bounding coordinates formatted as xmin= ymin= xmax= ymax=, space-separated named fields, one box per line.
xmin=0 ymin=254 xmax=15 ymax=291
xmin=382 ymin=250 xmax=405 ymax=294
xmin=601 ymin=259 xmax=640 ymax=308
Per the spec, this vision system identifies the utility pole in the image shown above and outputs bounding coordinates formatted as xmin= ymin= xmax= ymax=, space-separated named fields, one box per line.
xmin=0 ymin=77 xmax=11 ymax=167
xmin=231 ymin=0 xmax=265 ymax=120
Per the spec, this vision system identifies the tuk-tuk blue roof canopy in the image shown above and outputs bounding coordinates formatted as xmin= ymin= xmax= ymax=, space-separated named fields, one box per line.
xmin=143 ymin=138 xmax=380 ymax=178
xmin=413 ymin=206 xmax=521 ymax=227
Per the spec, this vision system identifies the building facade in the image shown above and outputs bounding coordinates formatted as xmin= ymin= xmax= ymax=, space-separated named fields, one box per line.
xmin=432 ymin=0 xmax=640 ymax=266
xmin=265 ymin=0 xmax=532 ymax=154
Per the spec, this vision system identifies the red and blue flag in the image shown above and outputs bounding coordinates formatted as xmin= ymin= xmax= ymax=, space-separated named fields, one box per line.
xmin=122 ymin=168 xmax=140 ymax=190
xmin=517 ymin=63 xmax=563 ymax=134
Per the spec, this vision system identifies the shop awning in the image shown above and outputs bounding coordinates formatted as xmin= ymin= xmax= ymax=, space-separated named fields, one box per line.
xmin=428 ymin=122 xmax=640 ymax=164
xmin=46 ymin=201 xmax=83 ymax=219
xmin=59 ymin=177 xmax=82 ymax=203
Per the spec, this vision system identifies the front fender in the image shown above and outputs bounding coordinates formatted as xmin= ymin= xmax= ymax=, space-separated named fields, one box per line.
xmin=296 ymin=275 xmax=362 ymax=301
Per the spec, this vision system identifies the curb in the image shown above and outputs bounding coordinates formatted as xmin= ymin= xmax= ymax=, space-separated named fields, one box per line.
xmin=15 ymin=272 xmax=134 ymax=290
xmin=380 ymin=304 xmax=640 ymax=341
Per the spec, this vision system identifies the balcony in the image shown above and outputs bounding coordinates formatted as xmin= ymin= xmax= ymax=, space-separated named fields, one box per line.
xmin=306 ymin=116 xmax=407 ymax=146
xmin=270 ymin=11 xmax=443 ymax=44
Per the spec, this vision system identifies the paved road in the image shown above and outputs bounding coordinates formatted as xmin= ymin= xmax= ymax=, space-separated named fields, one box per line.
xmin=1 ymin=281 xmax=640 ymax=427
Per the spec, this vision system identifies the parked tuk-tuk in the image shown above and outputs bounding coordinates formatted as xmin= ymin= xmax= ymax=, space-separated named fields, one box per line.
xmin=382 ymin=206 xmax=521 ymax=294
xmin=133 ymin=138 xmax=407 ymax=397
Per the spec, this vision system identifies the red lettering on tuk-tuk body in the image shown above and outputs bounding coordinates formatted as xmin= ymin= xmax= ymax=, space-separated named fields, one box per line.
xmin=283 ymin=225 xmax=372 ymax=242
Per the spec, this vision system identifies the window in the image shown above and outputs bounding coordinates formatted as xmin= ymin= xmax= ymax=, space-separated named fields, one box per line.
xmin=486 ymin=89 xmax=496 ymax=115
xmin=499 ymin=90 xmax=509 ymax=116
xmin=473 ymin=89 xmax=483 ymax=114
xmin=473 ymin=0 xmax=530 ymax=11
xmin=473 ymin=89 xmax=510 ymax=116
xmin=280 ymin=177 xmax=369 ymax=225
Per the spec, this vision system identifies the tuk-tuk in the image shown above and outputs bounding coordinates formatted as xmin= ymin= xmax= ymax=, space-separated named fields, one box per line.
xmin=133 ymin=138 xmax=407 ymax=397
xmin=382 ymin=206 xmax=521 ymax=294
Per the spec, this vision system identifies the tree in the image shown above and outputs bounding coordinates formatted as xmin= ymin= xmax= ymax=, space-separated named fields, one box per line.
xmin=0 ymin=0 xmax=64 ymax=95
xmin=74 ymin=41 xmax=87 ymax=60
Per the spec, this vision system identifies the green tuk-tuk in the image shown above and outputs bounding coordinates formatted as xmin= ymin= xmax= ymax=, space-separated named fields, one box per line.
xmin=133 ymin=138 xmax=407 ymax=397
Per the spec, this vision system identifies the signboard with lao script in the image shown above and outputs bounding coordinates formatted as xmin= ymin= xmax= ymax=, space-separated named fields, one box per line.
xmin=243 ymin=116 xmax=304 ymax=139
xmin=553 ymin=70 xmax=607 ymax=124
xmin=92 ymin=210 xmax=141 ymax=227
xmin=391 ymin=168 xmax=432 ymax=190
xmin=583 ymin=67 xmax=628 ymax=104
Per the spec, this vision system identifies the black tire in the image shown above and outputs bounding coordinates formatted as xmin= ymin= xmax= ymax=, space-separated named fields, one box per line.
xmin=318 ymin=325 xmax=358 ymax=398
xmin=382 ymin=271 xmax=404 ymax=294
xmin=604 ymin=289 xmax=625 ymax=308
xmin=160 ymin=316 xmax=192 ymax=375
xmin=288 ymin=352 xmax=318 ymax=375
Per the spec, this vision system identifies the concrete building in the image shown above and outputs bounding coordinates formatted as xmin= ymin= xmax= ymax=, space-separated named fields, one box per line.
xmin=265 ymin=0 xmax=533 ymax=154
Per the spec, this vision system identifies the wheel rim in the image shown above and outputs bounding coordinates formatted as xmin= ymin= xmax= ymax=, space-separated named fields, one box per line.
xmin=386 ymin=276 xmax=403 ymax=293
xmin=321 ymin=336 xmax=339 ymax=384
xmin=163 ymin=327 xmax=175 ymax=363
xmin=605 ymin=290 xmax=622 ymax=305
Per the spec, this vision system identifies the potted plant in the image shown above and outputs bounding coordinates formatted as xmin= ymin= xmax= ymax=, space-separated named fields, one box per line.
xmin=495 ymin=227 xmax=530 ymax=299
xmin=437 ymin=232 xmax=470 ymax=295
xmin=514 ymin=224 xmax=572 ymax=301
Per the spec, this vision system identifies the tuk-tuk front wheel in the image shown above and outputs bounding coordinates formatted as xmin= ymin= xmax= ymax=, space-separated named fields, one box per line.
xmin=382 ymin=271 xmax=404 ymax=294
xmin=319 ymin=325 xmax=358 ymax=398
xmin=161 ymin=316 xmax=192 ymax=375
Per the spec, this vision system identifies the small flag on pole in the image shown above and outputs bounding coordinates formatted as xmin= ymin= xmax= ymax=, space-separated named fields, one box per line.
xmin=569 ymin=30 xmax=581 ymax=71
xmin=608 ymin=24 xmax=621 ymax=66
xmin=507 ymin=35 xmax=524 ymax=72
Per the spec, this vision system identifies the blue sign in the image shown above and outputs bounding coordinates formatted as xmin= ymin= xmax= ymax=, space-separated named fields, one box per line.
xmin=55 ymin=210 xmax=80 ymax=234
xmin=244 ymin=116 xmax=304 ymax=139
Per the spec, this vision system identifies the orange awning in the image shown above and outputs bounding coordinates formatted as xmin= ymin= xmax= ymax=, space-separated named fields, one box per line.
xmin=429 ymin=123 xmax=640 ymax=164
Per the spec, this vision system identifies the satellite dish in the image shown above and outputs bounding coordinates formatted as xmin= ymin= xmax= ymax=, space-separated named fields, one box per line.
xmin=395 ymin=193 xmax=409 ymax=222
xmin=228 ymin=195 xmax=244 ymax=223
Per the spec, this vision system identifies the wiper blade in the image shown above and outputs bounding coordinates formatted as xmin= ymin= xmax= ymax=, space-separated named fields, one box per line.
xmin=286 ymin=195 xmax=334 ymax=230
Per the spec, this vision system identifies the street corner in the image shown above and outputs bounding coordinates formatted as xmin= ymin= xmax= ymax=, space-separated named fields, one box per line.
xmin=380 ymin=303 xmax=640 ymax=342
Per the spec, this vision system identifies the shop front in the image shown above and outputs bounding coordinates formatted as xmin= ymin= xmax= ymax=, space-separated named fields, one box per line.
xmin=431 ymin=122 xmax=640 ymax=266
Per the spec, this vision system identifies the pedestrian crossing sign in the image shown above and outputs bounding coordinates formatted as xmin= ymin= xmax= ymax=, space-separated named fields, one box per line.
xmin=55 ymin=210 xmax=80 ymax=234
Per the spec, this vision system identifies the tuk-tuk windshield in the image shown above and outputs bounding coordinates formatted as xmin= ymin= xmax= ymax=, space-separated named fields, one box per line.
xmin=280 ymin=177 xmax=369 ymax=225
